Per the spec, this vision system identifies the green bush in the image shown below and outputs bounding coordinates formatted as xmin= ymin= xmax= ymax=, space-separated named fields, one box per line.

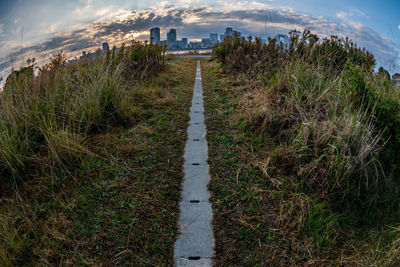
xmin=342 ymin=62 xmax=400 ymax=175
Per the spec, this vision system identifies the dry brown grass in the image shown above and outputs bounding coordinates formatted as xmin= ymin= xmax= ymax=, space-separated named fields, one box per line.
xmin=203 ymin=58 xmax=400 ymax=266
xmin=0 ymin=56 xmax=198 ymax=266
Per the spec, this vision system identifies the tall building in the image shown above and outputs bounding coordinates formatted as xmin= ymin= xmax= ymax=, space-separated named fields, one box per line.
xmin=177 ymin=38 xmax=188 ymax=49
xmin=233 ymin=31 xmax=242 ymax=37
xmin=181 ymin=38 xmax=188 ymax=47
xmin=189 ymin=41 xmax=202 ymax=49
xmin=102 ymin=42 xmax=109 ymax=53
xmin=150 ymin=27 xmax=160 ymax=44
xmin=210 ymin=33 xmax=218 ymax=44
xmin=167 ymin=29 xmax=177 ymax=48
xmin=225 ymin=27 xmax=233 ymax=37
xmin=220 ymin=34 xmax=225 ymax=42
xmin=202 ymin=38 xmax=212 ymax=48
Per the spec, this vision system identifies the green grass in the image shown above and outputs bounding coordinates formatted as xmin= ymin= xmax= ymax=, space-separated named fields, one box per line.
xmin=0 ymin=56 xmax=200 ymax=266
xmin=202 ymin=59 xmax=400 ymax=266
xmin=2 ymin=36 xmax=399 ymax=265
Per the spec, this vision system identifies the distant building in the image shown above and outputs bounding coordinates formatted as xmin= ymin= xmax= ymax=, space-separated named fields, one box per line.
xmin=102 ymin=42 xmax=109 ymax=53
xmin=189 ymin=42 xmax=202 ymax=49
xmin=80 ymin=51 xmax=95 ymax=60
xmin=177 ymin=38 xmax=188 ymax=49
xmin=233 ymin=31 xmax=242 ymax=37
xmin=274 ymin=34 xmax=290 ymax=47
xmin=167 ymin=29 xmax=177 ymax=49
xmin=202 ymin=38 xmax=212 ymax=48
xmin=150 ymin=27 xmax=161 ymax=44
xmin=219 ymin=28 xmax=242 ymax=41
xmin=210 ymin=33 xmax=218 ymax=44
xmin=177 ymin=40 xmax=184 ymax=49
xmin=181 ymin=38 xmax=188 ymax=47
xmin=225 ymin=27 xmax=233 ymax=37
xmin=80 ymin=42 xmax=110 ymax=61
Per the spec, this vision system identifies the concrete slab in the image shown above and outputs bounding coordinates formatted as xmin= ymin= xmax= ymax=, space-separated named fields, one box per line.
xmin=174 ymin=60 xmax=215 ymax=266
xmin=175 ymin=202 xmax=214 ymax=257
xmin=184 ymin=141 xmax=208 ymax=162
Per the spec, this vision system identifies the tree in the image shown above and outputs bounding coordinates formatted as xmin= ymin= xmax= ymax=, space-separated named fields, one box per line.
xmin=392 ymin=73 xmax=400 ymax=85
xmin=26 ymin=58 xmax=36 ymax=66
xmin=4 ymin=66 xmax=34 ymax=91
xmin=43 ymin=51 xmax=67 ymax=70
xmin=378 ymin=66 xmax=391 ymax=80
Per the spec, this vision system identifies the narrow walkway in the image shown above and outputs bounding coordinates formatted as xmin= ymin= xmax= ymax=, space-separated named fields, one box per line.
xmin=174 ymin=60 xmax=215 ymax=266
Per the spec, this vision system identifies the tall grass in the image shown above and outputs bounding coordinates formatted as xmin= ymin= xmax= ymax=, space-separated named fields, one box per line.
xmin=0 ymin=42 xmax=165 ymax=186
xmin=213 ymin=30 xmax=400 ymax=225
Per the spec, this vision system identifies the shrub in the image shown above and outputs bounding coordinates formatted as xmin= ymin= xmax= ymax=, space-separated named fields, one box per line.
xmin=213 ymin=30 xmax=400 ymax=225
xmin=342 ymin=62 xmax=400 ymax=175
xmin=213 ymin=29 xmax=375 ymax=80
xmin=0 ymin=42 xmax=165 ymax=186
xmin=258 ymin=62 xmax=384 ymax=214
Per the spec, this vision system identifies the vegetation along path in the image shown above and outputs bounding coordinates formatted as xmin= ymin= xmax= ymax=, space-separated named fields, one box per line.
xmin=2 ymin=33 xmax=400 ymax=266
xmin=202 ymin=32 xmax=400 ymax=266
xmin=0 ymin=47 xmax=201 ymax=266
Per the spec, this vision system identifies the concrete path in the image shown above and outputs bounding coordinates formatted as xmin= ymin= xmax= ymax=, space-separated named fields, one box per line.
xmin=174 ymin=60 xmax=215 ymax=266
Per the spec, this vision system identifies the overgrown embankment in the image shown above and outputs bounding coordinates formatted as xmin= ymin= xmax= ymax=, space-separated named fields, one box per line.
xmin=0 ymin=43 xmax=197 ymax=265
xmin=0 ymin=43 xmax=165 ymax=183
xmin=205 ymin=31 xmax=400 ymax=265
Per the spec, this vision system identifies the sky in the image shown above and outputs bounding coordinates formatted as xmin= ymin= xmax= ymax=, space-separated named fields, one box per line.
xmin=0 ymin=0 xmax=399 ymax=85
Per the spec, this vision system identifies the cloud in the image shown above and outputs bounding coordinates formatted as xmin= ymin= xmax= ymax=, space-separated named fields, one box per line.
xmin=0 ymin=24 xmax=3 ymax=34
xmin=336 ymin=11 xmax=348 ymax=20
xmin=398 ymin=25 xmax=400 ymax=31
xmin=336 ymin=9 xmax=369 ymax=20
xmin=0 ymin=5 xmax=399 ymax=81
xmin=42 ymin=24 xmax=59 ymax=34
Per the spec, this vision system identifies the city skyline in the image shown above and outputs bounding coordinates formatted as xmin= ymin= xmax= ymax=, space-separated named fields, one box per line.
xmin=149 ymin=27 xmax=243 ymax=49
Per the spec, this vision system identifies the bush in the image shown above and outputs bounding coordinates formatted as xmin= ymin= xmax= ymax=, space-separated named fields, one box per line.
xmin=213 ymin=30 xmax=400 ymax=225
xmin=0 ymin=42 xmax=165 ymax=185
xmin=342 ymin=62 xmax=400 ymax=175
xmin=213 ymin=29 xmax=375 ymax=80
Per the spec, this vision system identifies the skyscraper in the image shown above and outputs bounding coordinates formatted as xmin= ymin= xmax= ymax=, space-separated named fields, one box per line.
xmin=167 ymin=29 xmax=177 ymax=48
xmin=234 ymin=31 xmax=242 ymax=37
xmin=150 ymin=27 xmax=160 ymax=44
xmin=102 ymin=42 xmax=109 ymax=53
xmin=225 ymin=27 xmax=233 ymax=37
xmin=202 ymin=38 xmax=212 ymax=48
xmin=210 ymin=33 xmax=218 ymax=44
xmin=181 ymin=38 xmax=188 ymax=47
